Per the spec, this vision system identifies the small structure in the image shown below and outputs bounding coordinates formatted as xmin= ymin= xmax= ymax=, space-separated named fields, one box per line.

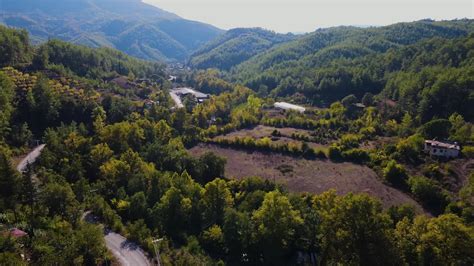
xmin=274 ymin=102 xmax=306 ymax=113
xmin=173 ymin=87 xmax=209 ymax=103
xmin=424 ymin=140 xmax=460 ymax=158
xmin=168 ymin=75 xmax=177 ymax=82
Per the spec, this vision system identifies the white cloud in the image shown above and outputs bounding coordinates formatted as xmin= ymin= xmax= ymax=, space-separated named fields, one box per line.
xmin=145 ymin=0 xmax=473 ymax=33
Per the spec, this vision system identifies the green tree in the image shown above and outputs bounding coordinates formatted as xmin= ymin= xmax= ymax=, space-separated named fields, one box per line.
xmin=314 ymin=192 xmax=399 ymax=265
xmin=421 ymin=119 xmax=452 ymax=140
xmin=197 ymin=152 xmax=226 ymax=183
xmin=399 ymin=112 xmax=415 ymax=137
xmin=0 ymin=148 xmax=19 ymax=212
xmin=252 ymin=191 xmax=303 ymax=263
xmin=407 ymin=176 xmax=448 ymax=213
xmin=202 ymin=178 xmax=233 ymax=225
xmin=395 ymin=214 xmax=474 ymax=265
xmin=383 ymin=160 xmax=407 ymax=186
xmin=0 ymin=73 xmax=14 ymax=140
xmin=129 ymin=192 xmax=148 ymax=220
xmin=200 ymin=225 xmax=225 ymax=257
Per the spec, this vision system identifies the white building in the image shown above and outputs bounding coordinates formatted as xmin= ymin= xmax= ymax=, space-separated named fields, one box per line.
xmin=424 ymin=140 xmax=460 ymax=158
xmin=274 ymin=102 xmax=306 ymax=113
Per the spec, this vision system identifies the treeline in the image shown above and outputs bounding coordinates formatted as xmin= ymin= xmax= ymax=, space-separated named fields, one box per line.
xmin=206 ymin=136 xmax=327 ymax=159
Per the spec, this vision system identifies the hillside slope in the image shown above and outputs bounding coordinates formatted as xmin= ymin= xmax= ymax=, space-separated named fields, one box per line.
xmin=0 ymin=0 xmax=224 ymax=62
xmin=189 ymin=28 xmax=296 ymax=70
xmin=227 ymin=20 xmax=474 ymax=102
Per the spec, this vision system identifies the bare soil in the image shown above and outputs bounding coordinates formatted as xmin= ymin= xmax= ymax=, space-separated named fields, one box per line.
xmin=189 ymin=143 xmax=425 ymax=213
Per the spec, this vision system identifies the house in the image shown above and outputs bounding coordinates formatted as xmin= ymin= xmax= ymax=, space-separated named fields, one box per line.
xmin=274 ymin=102 xmax=306 ymax=113
xmin=173 ymin=87 xmax=209 ymax=103
xmin=424 ymin=140 xmax=460 ymax=158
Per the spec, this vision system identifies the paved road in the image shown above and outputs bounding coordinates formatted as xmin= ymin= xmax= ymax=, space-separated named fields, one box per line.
xmin=83 ymin=211 xmax=152 ymax=266
xmin=16 ymin=144 xmax=46 ymax=172
xmin=104 ymin=231 xmax=152 ymax=266
xmin=17 ymin=146 xmax=152 ymax=265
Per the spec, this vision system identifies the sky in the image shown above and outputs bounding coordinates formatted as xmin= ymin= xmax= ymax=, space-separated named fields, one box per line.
xmin=144 ymin=0 xmax=473 ymax=33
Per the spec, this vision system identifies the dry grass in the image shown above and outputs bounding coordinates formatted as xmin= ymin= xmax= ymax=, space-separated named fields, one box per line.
xmin=213 ymin=125 xmax=329 ymax=151
xmin=189 ymin=143 xmax=425 ymax=213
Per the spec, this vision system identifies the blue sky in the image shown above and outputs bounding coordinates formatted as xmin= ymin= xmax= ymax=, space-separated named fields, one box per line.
xmin=145 ymin=0 xmax=473 ymax=33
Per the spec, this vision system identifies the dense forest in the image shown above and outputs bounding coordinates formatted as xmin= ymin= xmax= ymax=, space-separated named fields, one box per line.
xmin=190 ymin=19 xmax=474 ymax=107
xmin=0 ymin=20 xmax=474 ymax=266
xmin=190 ymin=28 xmax=295 ymax=70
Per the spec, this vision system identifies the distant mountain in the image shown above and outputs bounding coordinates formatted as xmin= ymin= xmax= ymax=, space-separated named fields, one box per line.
xmin=0 ymin=0 xmax=224 ymax=62
xmin=189 ymin=28 xmax=296 ymax=70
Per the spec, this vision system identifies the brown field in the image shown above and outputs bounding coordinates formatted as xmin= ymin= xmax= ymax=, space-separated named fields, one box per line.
xmin=189 ymin=143 xmax=425 ymax=213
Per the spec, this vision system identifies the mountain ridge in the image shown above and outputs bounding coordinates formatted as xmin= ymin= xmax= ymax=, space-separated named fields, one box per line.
xmin=0 ymin=0 xmax=224 ymax=62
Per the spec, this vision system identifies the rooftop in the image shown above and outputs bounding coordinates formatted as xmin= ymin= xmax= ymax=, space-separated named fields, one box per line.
xmin=172 ymin=87 xmax=209 ymax=99
xmin=274 ymin=102 xmax=306 ymax=112
xmin=425 ymin=140 xmax=460 ymax=150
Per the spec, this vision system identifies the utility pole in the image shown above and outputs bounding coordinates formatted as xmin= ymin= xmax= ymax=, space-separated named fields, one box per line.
xmin=152 ymin=238 xmax=163 ymax=266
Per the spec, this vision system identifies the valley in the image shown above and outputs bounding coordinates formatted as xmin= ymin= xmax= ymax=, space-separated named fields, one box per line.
xmin=0 ymin=2 xmax=473 ymax=265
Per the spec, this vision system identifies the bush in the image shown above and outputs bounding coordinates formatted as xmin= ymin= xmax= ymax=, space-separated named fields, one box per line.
xmin=420 ymin=119 xmax=452 ymax=139
xmin=462 ymin=146 xmax=474 ymax=158
xmin=127 ymin=219 xmax=151 ymax=244
xmin=328 ymin=145 xmax=343 ymax=161
xmin=342 ymin=148 xmax=370 ymax=163
xmin=383 ymin=160 xmax=407 ymax=186
xmin=395 ymin=134 xmax=423 ymax=163
xmin=407 ymin=176 xmax=449 ymax=213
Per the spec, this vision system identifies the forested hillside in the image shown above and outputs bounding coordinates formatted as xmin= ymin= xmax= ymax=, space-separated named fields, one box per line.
xmin=224 ymin=19 xmax=474 ymax=104
xmin=190 ymin=28 xmax=295 ymax=70
xmin=0 ymin=0 xmax=223 ymax=61
xmin=1 ymin=22 xmax=474 ymax=266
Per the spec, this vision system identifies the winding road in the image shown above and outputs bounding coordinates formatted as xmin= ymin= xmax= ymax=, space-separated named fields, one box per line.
xmin=17 ymin=146 xmax=152 ymax=266
xmin=104 ymin=231 xmax=152 ymax=266
xmin=83 ymin=211 xmax=152 ymax=266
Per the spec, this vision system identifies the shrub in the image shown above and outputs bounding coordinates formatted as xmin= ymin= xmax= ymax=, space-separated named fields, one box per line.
xmin=407 ymin=176 xmax=449 ymax=213
xmin=315 ymin=149 xmax=327 ymax=159
xmin=328 ymin=145 xmax=343 ymax=161
xmin=342 ymin=148 xmax=370 ymax=163
xmin=395 ymin=134 xmax=423 ymax=163
xmin=383 ymin=160 xmax=407 ymax=186
xmin=462 ymin=146 xmax=474 ymax=158
xmin=420 ymin=119 xmax=452 ymax=139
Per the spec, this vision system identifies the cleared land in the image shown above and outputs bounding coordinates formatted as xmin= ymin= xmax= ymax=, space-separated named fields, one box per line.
xmin=189 ymin=143 xmax=424 ymax=212
xmin=213 ymin=125 xmax=329 ymax=150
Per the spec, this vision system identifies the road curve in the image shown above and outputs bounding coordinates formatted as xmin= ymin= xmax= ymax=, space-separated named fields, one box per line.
xmin=16 ymin=144 xmax=46 ymax=172
xmin=83 ymin=211 xmax=152 ymax=266
xmin=104 ymin=231 xmax=152 ymax=266
xmin=17 ymin=146 xmax=152 ymax=265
